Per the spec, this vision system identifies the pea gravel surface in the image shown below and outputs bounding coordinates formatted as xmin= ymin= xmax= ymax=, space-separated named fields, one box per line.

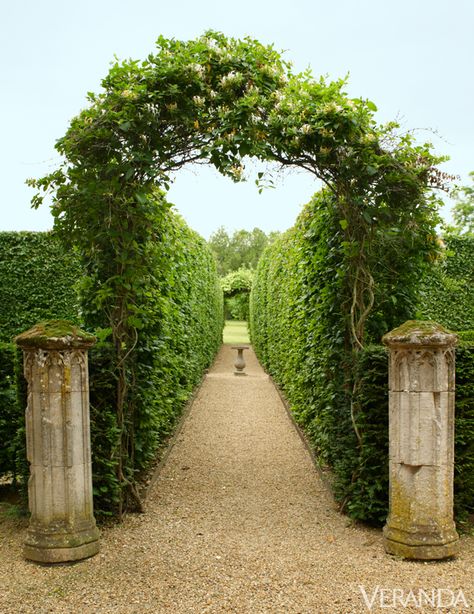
xmin=1 ymin=345 xmax=473 ymax=613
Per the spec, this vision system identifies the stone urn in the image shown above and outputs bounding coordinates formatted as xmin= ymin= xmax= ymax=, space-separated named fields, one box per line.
xmin=232 ymin=345 xmax=249 ymax=376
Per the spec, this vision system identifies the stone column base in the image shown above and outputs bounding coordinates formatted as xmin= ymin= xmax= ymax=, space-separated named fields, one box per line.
xmin=383 ymin=524 xmax=459 ymax=560
xmin=24 ymin=539 xmax=100 ymax=564
xmin=24 ymin=523 xmax=100 ymax=563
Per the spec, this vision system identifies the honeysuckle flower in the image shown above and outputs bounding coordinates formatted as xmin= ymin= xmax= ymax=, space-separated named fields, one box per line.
xmin=220 ymin=71 xmax=242 ymax=86
xmin=121 ymin=89 xmax=137 ymax=99
xmin=189 ymin=64 xmax=205 ymax=76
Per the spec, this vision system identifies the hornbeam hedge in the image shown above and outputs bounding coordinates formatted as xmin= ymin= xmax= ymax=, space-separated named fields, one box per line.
xmin=419 ymin=235 xmax=474 ymax=331
xmin=87 ymin=205 xmax=223 ymax=514
xmin=250 ymin=191 xmax=474 ymax=524
xmin=0 ymin=207 xmax=223 ymax=516
xmin=0 ymin=232 xmax=80 ymax=342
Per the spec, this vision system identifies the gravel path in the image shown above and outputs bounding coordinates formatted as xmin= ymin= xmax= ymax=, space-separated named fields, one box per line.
xmin=1 ymin=345 xmax=473 ymax=613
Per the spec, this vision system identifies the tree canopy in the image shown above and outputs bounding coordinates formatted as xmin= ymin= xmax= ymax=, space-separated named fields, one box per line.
xmin=450 ymin=172 xmax=474 ymax=236
xmin=208 ymin=226 xmax=280 ymax=275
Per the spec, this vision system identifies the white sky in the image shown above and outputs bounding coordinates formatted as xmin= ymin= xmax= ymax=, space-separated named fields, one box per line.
xmin=1 ymin=0 xmax=473 ymax=238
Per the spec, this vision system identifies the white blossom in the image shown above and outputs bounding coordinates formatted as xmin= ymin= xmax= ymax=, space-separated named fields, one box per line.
xmin=220 ymin=71 xmax=242 ymax=86
xmin=189 ymin=63 xmax=205 ymax=76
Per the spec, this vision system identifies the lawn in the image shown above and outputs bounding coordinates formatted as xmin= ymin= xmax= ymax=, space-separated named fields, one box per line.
xmin=223 ymin=320 xmax=250 ymax=344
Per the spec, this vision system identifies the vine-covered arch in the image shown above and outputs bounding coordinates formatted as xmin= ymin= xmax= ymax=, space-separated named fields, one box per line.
xmin=30 ymin=31 xmax=449 ymax=514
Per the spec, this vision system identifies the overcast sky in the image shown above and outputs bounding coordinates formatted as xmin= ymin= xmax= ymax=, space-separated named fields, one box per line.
xmin=1 ymin=0 xmax=473 ymax=238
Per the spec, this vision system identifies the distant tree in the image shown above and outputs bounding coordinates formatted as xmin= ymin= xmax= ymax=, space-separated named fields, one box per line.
xmin=208 ymin=226 xmax=281 ymax=275
xmin=207 ymin=227 xmax=231 ymax=275
xmin=450 ymin=172 xmax=474 ymax=235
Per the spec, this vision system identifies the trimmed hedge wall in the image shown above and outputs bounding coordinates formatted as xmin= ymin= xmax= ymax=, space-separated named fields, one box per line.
xmin=346 ymin=341 xmax=474 ymax=523
xmin=0 ymin=232 xmax=81 ymax=342
xmin=250 ymin=195 xmax=474 ymax=525
xmin=0 ymin=343 xmax=20 ymax=478
xmin=0 ymin=215 xmax=223 ymax=515
xmin=89 ymin=211 xmax=224 ymax=513
xmin=0 ymin=231 xmax=80 ymax=481
xmin=419 ymin=235 xmax=474 ymax=331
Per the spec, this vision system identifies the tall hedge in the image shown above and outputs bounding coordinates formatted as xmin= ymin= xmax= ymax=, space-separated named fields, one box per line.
xmin=0 ymin=343 xmax=20 ymax=478
xmin=0 ymin=214 xmax=223 ymax=516
xmin=85 ymin=206 xmax=223 ymax=515
xmin=250 ymin=192 xmax=474 ymax=524
xmin=0 ymin=232 xmax=80 ymax=481
xmin=419 ymin=235 xmax=474 ymax=331
xmin=0 ymin=232 xmax=81 ymax=342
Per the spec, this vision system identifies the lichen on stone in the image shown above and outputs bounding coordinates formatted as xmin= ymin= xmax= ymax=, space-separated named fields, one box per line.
xmin=14 ymin=320 xmax=96 ymax=350
xmin=382 ymin=320 xmax=458 ymax=348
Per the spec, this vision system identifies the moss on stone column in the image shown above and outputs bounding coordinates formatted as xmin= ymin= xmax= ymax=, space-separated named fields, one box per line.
xmin=15 ymin=320 xmax=99 ymax=563
xmin=382 ymin=320 xmax=459 ymax=560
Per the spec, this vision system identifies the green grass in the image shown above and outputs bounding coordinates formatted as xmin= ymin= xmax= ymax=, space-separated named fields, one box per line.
xmin=223 ymin=320 xmax=250 ymax=344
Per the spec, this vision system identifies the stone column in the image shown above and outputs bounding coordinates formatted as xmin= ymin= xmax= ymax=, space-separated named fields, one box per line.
xmin=382 ymin=320 xmax=459 ymax=560
xmin=15 ymin=321 xmax=100 ymax=563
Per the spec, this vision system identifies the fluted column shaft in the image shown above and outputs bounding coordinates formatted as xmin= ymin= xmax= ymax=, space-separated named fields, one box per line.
xmin=16 ymin=321 xmax=99 ymax=563
xmin=382 ymin=320 xmax=459 ymax=560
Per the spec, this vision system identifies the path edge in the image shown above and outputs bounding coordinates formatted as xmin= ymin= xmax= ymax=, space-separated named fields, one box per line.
xmin=268 ymin=373 xmax=336 ymax=501
xmin=143 ymin=352 xmax=219 ymax=504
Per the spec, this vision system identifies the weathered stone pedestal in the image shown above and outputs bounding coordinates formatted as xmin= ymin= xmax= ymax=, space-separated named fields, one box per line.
xmin=382 ymin=321 xmax=459 ymax=560
xmin=15 ymin=321 xmax=100 ymax=563
xmin=232 ymin=345 xmax=249 ymax=376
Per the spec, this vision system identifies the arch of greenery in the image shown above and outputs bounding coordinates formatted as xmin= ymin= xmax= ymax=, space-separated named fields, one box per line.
xmin=31 ymin=31 xmax=449 ymax=514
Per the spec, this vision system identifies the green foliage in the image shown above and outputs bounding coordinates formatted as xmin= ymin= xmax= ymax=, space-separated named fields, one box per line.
xmin=221 ymin=268 xmax=254 ymax=320
xmin=220 ymin=267 xmax=254 ymax=294
xmin=454 ymin=339 xmax=474 ymax=519
xmin=0 ymin=342 xmax=27 ymax=502
xmin=28 ymin=31 xmax=451 ymax=518
xmin=84 ymin=204 xmax=224 ymax=515
xmin=0 ymin=343 xmax=20 ymax=478
xmin=209 ymin=227 xmax=280 ymax=276
xmin=13 ymin=346 xmax=28 ymax=504
xmin=224 ymin=293 xmax=249 ymax=320
xmin=345 ymin=346 xmax=389 ymax=523
xmin=419 ymin=235 xmax=474 ymax=331
xmin=0 ymin=213 xmax=222 ymax=515
xmin=338 ymin=341 xmax=474 ymax=524
xmin=449 ymin=171 xmax=474 ymax=236
xmin=251 ymin=190 xmax=443 ymax=524
xmin=0 ymin=231 xmax=80 ymax=489
xmin=0 ymin=232 xmax=81 ymax=342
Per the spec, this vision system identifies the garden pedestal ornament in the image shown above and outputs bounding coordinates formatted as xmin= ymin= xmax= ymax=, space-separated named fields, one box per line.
xmin=232 ymin=346 xmax=249 ymax=376
xmin=382 ymin=320 xmax=459 ymax=560
xmin=15 ymin=320 xmax=100 ymax=563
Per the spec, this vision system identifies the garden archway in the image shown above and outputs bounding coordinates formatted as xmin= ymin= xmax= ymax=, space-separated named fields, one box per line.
xmin=30 ymin=31 xmax=448 ymax=514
